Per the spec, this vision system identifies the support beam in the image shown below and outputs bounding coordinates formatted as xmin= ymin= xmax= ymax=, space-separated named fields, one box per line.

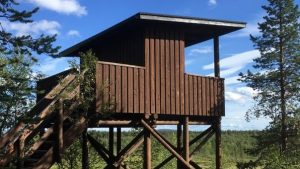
xmin=215 ymin=118 xmax=222 ymax=169
xmin=155 ymin=126 xmax=213 ymax=169
xmin=113 ymin=131 xmax=144 ymax=167
xmin=109 ymin=127 xmax=114 ymax=159
xmin=117 ymin=127 xmax=121 ymax=153
xmin=183 ymin=117 xmax=190 ymax=166
xmin=87 ymin=134 xmax=111 ymax=164
xmin=144 ymin=128 xmax=151 ymax=169
xmin=141 ymin=119 xmax=192 ymax=169
xmin=54 ymin=99 xmax=64 ymax=163
xmin=16 ymin=136 xmax=24 ymax=169
xmin=214 ymin=36 xmax=220 ymax=77
xmin=190 ymin=129 xmax=214 ymax=157
xmin=82 ymin=129 xmax=89 ymax=169
xmin=177 ymin=124 xmax=182 ymax=169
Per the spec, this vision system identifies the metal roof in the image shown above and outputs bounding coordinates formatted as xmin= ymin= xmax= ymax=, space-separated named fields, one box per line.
xmin=60 ymin=12 xmax=246 ymax=57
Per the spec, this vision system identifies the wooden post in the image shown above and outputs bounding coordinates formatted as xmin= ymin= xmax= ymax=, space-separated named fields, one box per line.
xmin=82 ymin=129 xmax=89 ymax=169
xmin=144 ymin=128 xmax=151 ymax=169
xmin=214 ymin=36 xmax=222 ymax=169
xmin=109 ymin=127 xmax=114 ymax=158
xmin=214 ymin=36 xmax=220 ymax=77
xmin=117 ymin=127 xmax=121 ymax=153
xmin=16 ymin=136 xmax=24 ymax=169
xmin=177 ymin=124 xmax=182 ymax=169
xmin=215 ymin=118 xmax=221 ymax=169
xmin=54 ymin=99 xmax=64 ymax=163
xmin=183 ymin=117 xmax=190 ymax=167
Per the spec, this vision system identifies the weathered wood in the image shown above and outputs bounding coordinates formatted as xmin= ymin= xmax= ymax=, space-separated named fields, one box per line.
xmin=144 ymin=127 xmax=151 ymax=169
xmin=215 ymin=118 xmax=222 ymax=169
xmin=54 ymin=99 xmax=64 ymax=163
xmin=177 ymin=124 xmax=182 ymax=169
xmin=117 ymin=127 xmax=122 ymax=153
xmin=183 ymin=117 xmax=190 ymax=164
xmin=81 ymin=129 xmax=89 ymax=169
xmin=141 ymin=119 xmax=191 ymax=169
xmin=109 ymin=127 xmax=114 ymax=158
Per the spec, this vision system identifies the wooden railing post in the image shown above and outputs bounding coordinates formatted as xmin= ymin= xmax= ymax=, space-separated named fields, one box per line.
xmin=183 ymin=117 xmax=190 ymax=168
xmin=16 ymin=136 xmax=24 ymax=169
xmin=177 ymin=124 xmax=182 ymax=169
xmin=82 ymin=129 xmax=89 ymax=169
xmin=144 ymin=126 xmax=151 ymax=169
xmin=54 ymin=99 xmax=64 ymax=163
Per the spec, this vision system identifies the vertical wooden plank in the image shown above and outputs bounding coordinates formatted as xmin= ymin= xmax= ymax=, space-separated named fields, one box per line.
xmin=170 ymin=31 xmax=175 ymax=115
xmin=110 ymin=65 xmax=116 ymax=112
xmin=175 ymin=33 xmax=180 ymax=115
xmin=189 ymin=75 xmax=193 ymax=116
xmin=117 ymin=127 xmax=121 ymax=153
xmin=198 ymin=77 xmax=202 ymax=116
xmin=128 ymin=67 xmax=134 ymax=113
xmin=116 ymin=66 xmax=121 ymax=112
xmin=144 ymin=129 xmax=151 ymax=169
xmin=150 ymin=29 xmax=156 ymax=114
xmin=210 ymin=78 xmax=215 ymax=116
xmin=183 ymin=117 xmax=190 ymax=162
xmin=122 ymin=66 xmax=128 ymax=112
xmin=155 ymin=30 xmax=161 ymax=114
xmin=103 ymin=64 xmax=110 ymax=105
xmin=202 ymin=77 xmax=207 ymax=116
xmin=206 ymin=78 xmax=211 ymax=116
xmin=193 ymin=76 xmax=198 ymax=116
xmin=214 ymin=79 xmax=218 ymax=116
xmin=215 ymin=117 xmax=222 ymax=169
xmin=109 ymin=127 xmax=114 ymax=158
xmin=133 ymin=68 xmax=139 ymax=113
xmin=160 ymin=31 xmax=165 ymax=114
xmin=139 ymin=69 xmax=145 ymax=113
xmin=145 ymin=29 xmax=150 ymax=114
xmin=165 ymin=32 xmax=171 ymax=115
xmin=179 ymin=34 xmax=185 ymax=115
xmin=96 ymin=63 xmax=102 ymax=112
xmin=184 ymin=74 xmax=189 ymax=115
xmin=177 ymin=124 xmax=182 ymax=169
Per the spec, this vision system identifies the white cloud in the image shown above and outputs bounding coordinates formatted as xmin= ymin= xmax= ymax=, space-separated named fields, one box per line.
xmin=185 ymin=59 xmax=195 ymax=66
xmin=225 ymin=76 xmax=240 ymax=85
xmin=188 ymin=46 xmax=212 ymax=56
xmin=208 ymin=0 xmax=217 ymax=6
xmin=203 ymin=50 xmax=260 ymax=77
xmin=67 ymin=30 xmax=80 ymax=37
xmin=1 ymin=19 xmax=60 ymax=36
xmin=28 ymin=0 xmax=87 ymax=16
xmin=225 ymin=86 xmax=257 ymax=104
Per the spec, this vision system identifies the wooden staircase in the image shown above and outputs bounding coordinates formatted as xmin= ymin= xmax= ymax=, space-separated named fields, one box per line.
xmin=0 ymin=69 xmax=88 ymax=169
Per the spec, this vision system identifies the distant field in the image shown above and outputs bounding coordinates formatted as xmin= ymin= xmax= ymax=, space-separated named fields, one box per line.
xmin=51 ymin=130 xmax=259 ymax=169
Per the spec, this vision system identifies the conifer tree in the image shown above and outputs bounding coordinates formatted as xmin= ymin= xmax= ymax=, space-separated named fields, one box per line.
xmin=240 ymin=0 xmax=300 ymax=167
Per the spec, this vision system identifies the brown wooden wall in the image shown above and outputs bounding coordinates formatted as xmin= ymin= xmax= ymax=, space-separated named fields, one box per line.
xmin=144 ymin=28 xmax=185 ymax=115
xmin=96 ymin=61 xmax=146 ymax=114
xmin=95 ymin=62 xmax=224 ymax=116
xmin=94 ymin=31 xmax=144 ymax=66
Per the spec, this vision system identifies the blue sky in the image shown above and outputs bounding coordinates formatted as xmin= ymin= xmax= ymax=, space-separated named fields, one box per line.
xmin=6 ymin=0 xmax=300 ymax=130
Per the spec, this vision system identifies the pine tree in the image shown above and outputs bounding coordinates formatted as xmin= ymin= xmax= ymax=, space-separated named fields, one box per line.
xmin=0 ymin=1 xmax=59 ymax=135
xmin=239 ymin=0 xmax=300 ymax=167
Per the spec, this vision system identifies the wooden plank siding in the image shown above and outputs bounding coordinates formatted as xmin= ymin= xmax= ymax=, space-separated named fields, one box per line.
xmin=94 ymin=28 xmax=225 ymax=116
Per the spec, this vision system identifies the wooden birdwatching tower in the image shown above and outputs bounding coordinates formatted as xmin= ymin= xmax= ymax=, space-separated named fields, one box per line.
xmin=0 ymin=13 xmax=245 ymax=169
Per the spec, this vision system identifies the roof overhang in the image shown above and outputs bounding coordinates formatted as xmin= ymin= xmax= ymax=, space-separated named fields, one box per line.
xmin=60 ymin=12 xmax=246 ymax=57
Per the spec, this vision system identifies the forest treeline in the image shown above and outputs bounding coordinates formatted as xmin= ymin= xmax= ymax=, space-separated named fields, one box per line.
xmin=52 ymin=130 xmax=259 ymax=169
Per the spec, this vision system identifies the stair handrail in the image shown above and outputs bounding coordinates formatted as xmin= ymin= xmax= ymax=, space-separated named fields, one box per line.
xmin=0 ymin=68 xmax=79 ymax=150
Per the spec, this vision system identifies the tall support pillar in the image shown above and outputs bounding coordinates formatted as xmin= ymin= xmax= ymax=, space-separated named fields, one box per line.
xmin=117 ymin=127 xmax=121 ymax=153
xmin=109 ymin=127 xmax=114 ymax=159
xmin=214 ymin=36 xmax=221 ymax=169
xmin=183 ymin=117 xmax=190 ymax=168
xmin=177 ymin=124 xmax=182 ymax=169
xmin=82 ymin=129 xmax=89 ymax=169
xmin=144 ymin=127 xmax=151 ymax=169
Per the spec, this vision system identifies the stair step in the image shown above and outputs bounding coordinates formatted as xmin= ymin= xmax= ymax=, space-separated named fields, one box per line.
xmin=39 ymin=140 xmax=54 ymax=150
xmin=31 ymin=149 xmax=48 ymax=158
